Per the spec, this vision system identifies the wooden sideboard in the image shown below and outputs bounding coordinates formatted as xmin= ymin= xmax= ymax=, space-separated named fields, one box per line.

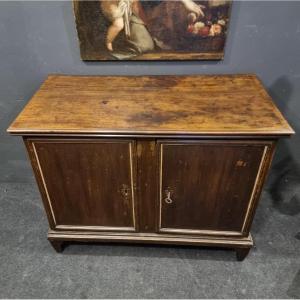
xmin=8 ymin=74 xmax=294 ymax=260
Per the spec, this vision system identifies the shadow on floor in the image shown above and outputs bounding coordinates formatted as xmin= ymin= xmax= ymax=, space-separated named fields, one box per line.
xmin=287 ymin=269 xmax=300 ymax=298
xmin=267 ymin=76 xmax=300 ymax=217
xmin=269 ymin=155 xmax=300 ymax=216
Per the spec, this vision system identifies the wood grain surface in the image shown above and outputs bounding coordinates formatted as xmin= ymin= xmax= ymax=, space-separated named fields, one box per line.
xmin=158 ymin=140 xmax=269 ymax=234
xmin=30 ymin=139 xmax=137 ymax=230
xmin=8 ymin=74 xmax=294 ymax=136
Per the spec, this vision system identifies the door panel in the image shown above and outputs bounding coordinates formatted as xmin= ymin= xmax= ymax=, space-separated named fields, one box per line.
xmin=32 ymin=139 xmax=136 ymax=231
xmin=158 ymin=141 xmax=268 ymax=234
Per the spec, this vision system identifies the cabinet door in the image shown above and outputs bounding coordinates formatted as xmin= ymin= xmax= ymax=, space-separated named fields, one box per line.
xmin=29 ymin=139 xmax=137 ymax=232
xmin=158 ymin=140 xmax=271 ymax=236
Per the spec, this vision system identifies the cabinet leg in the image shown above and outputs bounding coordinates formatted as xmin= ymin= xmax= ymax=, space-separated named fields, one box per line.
xmin=235 ymin=247 xmax=251 ymax=261
xmin=49 ymin=240 xmax=64 ymax=253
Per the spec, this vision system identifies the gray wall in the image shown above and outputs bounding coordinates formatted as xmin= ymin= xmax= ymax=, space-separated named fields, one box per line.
xmin=1 ymin=1 xmax=300 ymax=184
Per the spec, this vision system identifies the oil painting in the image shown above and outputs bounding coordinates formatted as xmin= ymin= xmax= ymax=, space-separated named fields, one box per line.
xmin=73 ymin=0 xmax=232 ymax=60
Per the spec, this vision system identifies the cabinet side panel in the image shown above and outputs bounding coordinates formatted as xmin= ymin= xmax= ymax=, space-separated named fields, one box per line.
xmin=136 ymin=140 xmax=158 ymax=232
xmin=241 ymin=141 xmax=277 ymax=234
xmin=23 ymin=137 xmax=56 ymax=229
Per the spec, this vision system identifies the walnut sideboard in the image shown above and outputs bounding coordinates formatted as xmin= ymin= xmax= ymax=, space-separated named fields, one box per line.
xmin=8 ymin=74 xmax=294 ymax=260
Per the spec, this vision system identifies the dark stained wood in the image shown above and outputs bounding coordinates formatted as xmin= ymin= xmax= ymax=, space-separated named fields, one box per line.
xmin=29 ymin=138 xmax=137 ymax=230
xmin=23 ymin=137 xmax=56 ymax=229
xmin=236 ymin=247 xmax=251 ymax=261
xmin=49 ymin=240 xmax=64 ymax=253
xmin=158 ymin=140 xmax=271 ymax=234
xmin=48 ymin=229 xmax=254 ymax=248
xmin=241 ymin=141 xmax=277 ymax=235
xmin=136 ymin=140 xmax=158 ymax=232
xmin=8 ymin=75 xmax=294 ymax=260
xmin=7 ymin=75 xmax=294 ymax=136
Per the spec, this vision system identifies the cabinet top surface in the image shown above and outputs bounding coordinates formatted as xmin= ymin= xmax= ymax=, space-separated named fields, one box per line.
xmin=8 ymin=74 xmax=294 ymax=136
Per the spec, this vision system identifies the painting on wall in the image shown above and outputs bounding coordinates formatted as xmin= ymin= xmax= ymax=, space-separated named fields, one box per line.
xmin=73 ymin=0 xmax=232 ymax=60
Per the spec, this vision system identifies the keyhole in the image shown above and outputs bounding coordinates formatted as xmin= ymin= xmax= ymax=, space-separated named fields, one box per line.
xmin=121 ymin=184 xmax=130 ymax=198
xmin=124 ymin=188 xmax=129 ymax=196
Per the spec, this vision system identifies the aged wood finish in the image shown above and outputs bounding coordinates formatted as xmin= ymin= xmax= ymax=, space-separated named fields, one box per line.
xmin=136 ymin=140 xmax=158 ymax=232
xmin=26 ymin=138 xmax=137 ymax=231
xmin=48 ymin=230 xmax=254 ymax=248
xmin=158 ymin=140 xmax=271 ymax=235
xmin=8 ymin=75 xmax=294 ymax=136
xmin=8 ymin=75 xmax=294 ymax=260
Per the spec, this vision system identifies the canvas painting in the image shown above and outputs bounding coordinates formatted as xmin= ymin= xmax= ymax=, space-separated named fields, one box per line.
xmin=73 ymin=0 xmax=232 ymax=60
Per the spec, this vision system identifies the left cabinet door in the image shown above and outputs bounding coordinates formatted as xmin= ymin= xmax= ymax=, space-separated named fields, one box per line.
xmin=25 ymin=139 xmax=137 ymax=232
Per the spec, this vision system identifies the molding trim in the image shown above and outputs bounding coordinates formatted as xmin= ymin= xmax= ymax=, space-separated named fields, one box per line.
xmin=159 ymin=228 xmax=242 ymax=237
xmin=48 ymin=230 xmax=253 ymax=248
xmin=55 ymin=225 xmax=136 ymax=232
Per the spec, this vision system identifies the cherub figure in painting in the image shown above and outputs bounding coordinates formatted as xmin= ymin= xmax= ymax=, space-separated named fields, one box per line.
xmin=101 ymin=0 xmax=140 ymax=51
xmin=101 ymin=0 xmax=206 ymax=52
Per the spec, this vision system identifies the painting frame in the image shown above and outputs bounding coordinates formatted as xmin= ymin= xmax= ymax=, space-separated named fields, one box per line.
xmin=73 ymin=0 xmax=232 ymax=61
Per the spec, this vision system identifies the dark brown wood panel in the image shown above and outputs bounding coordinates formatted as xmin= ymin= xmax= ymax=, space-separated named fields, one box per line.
xmin=159 ymin=141 xmax=269 ymax=234
xmin=7 ymin=75 xmax=294 ymax=136
xmin=31 ymin=139 xmax=136 ymax=230
xmin=136 ymin=140 xmax=158 ymax=232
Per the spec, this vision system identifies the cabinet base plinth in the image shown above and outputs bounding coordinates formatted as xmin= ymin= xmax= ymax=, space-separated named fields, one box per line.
xmin=48 ymin=230 xmax=253 ymax=260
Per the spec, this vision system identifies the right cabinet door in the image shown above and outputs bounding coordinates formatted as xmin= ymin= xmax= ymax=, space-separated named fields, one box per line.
xmin=158 ymin=140 xmax=272 ymax=236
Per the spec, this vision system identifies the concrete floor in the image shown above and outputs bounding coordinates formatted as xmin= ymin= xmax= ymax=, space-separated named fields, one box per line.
xmin=0 ymin=178 xmax=299 ymax=298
